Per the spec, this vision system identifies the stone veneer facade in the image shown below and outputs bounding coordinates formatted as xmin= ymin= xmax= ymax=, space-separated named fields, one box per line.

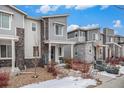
xmin=15 ymin=28 xmax=25 ymax=70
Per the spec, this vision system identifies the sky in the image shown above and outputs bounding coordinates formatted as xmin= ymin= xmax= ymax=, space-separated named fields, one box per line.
xmin=16 ymin=5 xmax=124 ymax=35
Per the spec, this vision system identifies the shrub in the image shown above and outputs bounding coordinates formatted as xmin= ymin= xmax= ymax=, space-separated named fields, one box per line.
xmin=106 ymin=66 xmax=119 ymax=74
xmin=64 ymin=58 xmax=73 ymax=69
xmin=0 ymin=72 xmax=9 ymax=88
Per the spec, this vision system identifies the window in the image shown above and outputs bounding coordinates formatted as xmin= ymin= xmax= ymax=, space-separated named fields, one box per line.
xmin=75 ymin=32 xmax=78 ymax=37
xmin=33 ymin=46 xmax=39 ymax=57
xmin=55 ymin=24 xmax=63 ymax=36
xmin=32 ymin=23 xmax=36 ymax=31
xmin=0 ymin=12 xmax=11 ymax=29
xmin=89 ymin=46 xmax=92 ymax=53
xmin=100 ymin=48 xmax=102 ymax=54
xmin=58 ymin=47 xmax=62 ymax=56
xmin=75 ymin=48 xmax=78 ymax=56
xmin=0 ymin=45 xmax=12 ymax=58
xmin=109 ymin=37 xmax=113 ymax=42
xmin=80 ymin=32 xmax=85 ymax=36
xmin=0 ymin=13 xmax=1 ymax=28
xmin=93 ymin=33 xmax=98 ymax=40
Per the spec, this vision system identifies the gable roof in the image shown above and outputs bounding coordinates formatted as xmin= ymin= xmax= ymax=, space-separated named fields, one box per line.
xmin=8 ymin=5 xmax=27 ymax=15
xmin=42 ymin=14 xmax=69 ymax=18
xmin=68 ymin=27 xmax=100 ymax=34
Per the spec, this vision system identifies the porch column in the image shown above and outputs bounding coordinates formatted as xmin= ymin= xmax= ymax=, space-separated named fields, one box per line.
xmin=118 ymin=47 xmax=121 ymax=57
xmin=11 ymin=40 xmax=15 ymax=72
xmin=105 ymin=45 xmax=108 ymax=59
xmin=55 ymin=45 xmax=58 ymax=63
xmin=48 ymin=43 xmax=51 ymax=63
xmin=71 ymin=44 xmax=74 ymax=59
xmin=78 ymin=30 xmax=80 ymax=42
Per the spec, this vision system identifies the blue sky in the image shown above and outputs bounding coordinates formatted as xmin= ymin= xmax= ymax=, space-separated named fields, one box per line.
xmin=16 ymin=5 xmax=124 ymax=35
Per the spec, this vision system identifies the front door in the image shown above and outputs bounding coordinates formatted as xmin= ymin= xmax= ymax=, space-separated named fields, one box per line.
xmin=94 ymin=46 xmax=96 ymax=60
xmin=51 ymin=46 xmax=55 ymax=62
xmin=58 ymin=46 xmax=64 ymax=63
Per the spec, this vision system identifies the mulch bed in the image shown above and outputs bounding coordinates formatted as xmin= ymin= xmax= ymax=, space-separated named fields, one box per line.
xmin=5 ymin=67 xmax=55 ymax=88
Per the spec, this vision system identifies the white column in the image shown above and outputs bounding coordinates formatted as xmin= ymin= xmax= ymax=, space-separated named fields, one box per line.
xmin=71 ymin=44 xmax=74 ymax=59
xmin=105 ymin=46 xmax=108 ymax=59
xmin=48 ymin=43 xmax=51 ymax=62
xmin=78 ymin=30 xmax=80 ymax=42
xmin=55 ymin=45 xmax=58 ymax=63
xmin=62 ymin=46 xmax=64 ymax=57
xmin=118 ymin=47 xmax=121 ymax=57
xmin=11 ymin=40 xmax=15 ymax=72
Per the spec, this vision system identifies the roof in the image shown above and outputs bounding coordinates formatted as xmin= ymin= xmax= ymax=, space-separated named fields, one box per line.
xmin=115 ymin=35 xmax=124 ymax=38
xmin=26 ymin=16 xmax=41 ymax=21
xmin=42 ymin=14 xmax=70 ymax=18
xmin=8 ymin=5 xmax=27 ymax=15
xmin=68 ymin=27 xmax=100 ymax=34
xmin=75 ymin=41 xmax=95 ymax=45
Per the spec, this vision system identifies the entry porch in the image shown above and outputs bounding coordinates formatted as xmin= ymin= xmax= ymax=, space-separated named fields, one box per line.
xmin=44 ymin=40 xmax=75 ymax=64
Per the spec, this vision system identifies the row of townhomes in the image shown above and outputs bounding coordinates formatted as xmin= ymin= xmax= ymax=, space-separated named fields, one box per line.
xmin=0 ymin=5 xmax=124 ymax=72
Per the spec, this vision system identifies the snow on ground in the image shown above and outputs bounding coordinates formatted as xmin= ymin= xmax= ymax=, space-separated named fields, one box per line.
xmin=100 ymin=71 xmax=118 ymax=78
xmin=119 ymin=66 xmax=124 ymax=75
xmin=22 ymin=76 xmax=97 ymax=88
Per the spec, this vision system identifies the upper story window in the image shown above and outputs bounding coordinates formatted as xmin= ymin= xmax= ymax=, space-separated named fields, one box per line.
xmin=93 ymin=33 xmax=98 ymax=41
xmin=32 ymin=23 xmax=37 ymax=31
xmin=55 ymin=24 xmax=63 ymax=36
xmin=109 ymin=37 xmax=113 ymax=42
xmin=0 ymin=12 xmax=11 ymax=30
xmin=80 ymin=31 xmax=85 ymax=36
xmin=75 ymin=32 xmax=78 ymax=37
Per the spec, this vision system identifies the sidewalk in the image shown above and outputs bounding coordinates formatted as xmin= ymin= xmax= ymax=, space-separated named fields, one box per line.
xmin=96 ymin=75 xmax=124 ymax=88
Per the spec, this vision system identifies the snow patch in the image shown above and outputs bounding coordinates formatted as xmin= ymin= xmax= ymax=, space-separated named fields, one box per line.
xmin=100 ymin=71 xmax=117 ymax=78
xmin=21 ymin=76 xmax=97 ymax=88
xmin=119 ymin=66 xmax=124 ymax=74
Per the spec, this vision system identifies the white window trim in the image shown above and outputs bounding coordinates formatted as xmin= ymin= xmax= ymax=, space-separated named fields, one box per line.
xmin=58 ymin=46 xmax=64 ymax=57
xmin=0 ymin=12 xmax=12 ymax=30
xmin=31 ymin=22 xmax=37 ymax=31
xmin=75 ymin=32 xmax=78 ymax=37
xmin=33 ymin=46 xmax=40 ymax=58
xmin=93 ymin=33 xmax=98 ymax=41
xmin=53 ymin=22 xmax=65 ymax=26
xmin=0 ymin=44 xmax=12 ymax=59
xmin=54 ymin=23 xmax=64 ymax=36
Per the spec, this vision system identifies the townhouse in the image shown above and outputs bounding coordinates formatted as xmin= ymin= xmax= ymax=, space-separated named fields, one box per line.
xmin=0 ymin=5 xmax=75 ymax=71
xmin=67 ymin=27 xmax=124 ymax=63
xmin=0 ymin=5 xmax=124 ymax=72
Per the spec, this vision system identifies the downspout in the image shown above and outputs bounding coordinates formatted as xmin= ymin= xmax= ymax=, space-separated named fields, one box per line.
xmin=41 ymin=18 xmax=46 ymax=64
xmin=41 ymin=18 xmax=46 ymax=40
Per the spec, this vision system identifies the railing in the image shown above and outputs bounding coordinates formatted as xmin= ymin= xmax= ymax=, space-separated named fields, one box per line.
xmin=68 ymin=36 xmax=85 ymax=42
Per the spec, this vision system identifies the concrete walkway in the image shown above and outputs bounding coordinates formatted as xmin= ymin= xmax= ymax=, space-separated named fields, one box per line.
xmin=96 ymin=75 xmax=124 ymax=88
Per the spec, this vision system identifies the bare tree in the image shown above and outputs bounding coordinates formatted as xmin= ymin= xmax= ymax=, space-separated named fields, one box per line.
xmin=32 ymin=30 xmax=40 ymax=78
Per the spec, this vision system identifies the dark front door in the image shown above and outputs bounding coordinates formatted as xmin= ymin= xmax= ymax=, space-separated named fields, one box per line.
xmin=94 ymin=46 xmax=96 ymax=60
xmin=51 ymin=46 xmax=55 ymax=62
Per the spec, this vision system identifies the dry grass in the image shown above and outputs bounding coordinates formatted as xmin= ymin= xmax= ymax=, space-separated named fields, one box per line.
xmin=6 ymin=67 xmax=55 ymax=88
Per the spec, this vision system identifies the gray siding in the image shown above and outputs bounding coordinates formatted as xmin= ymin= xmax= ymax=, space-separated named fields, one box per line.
xmin=48 ymin=16 xmax=67 ymax=41
xmin=74 ymin=43 xmax=94 ymax=63
xmin=0 ymin=5 xmax=24 ymax=35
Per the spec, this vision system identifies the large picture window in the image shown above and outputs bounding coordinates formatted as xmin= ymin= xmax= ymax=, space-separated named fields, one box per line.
xmin=0 ymin=45 xmax=12 ymax=58
xmin=0 ymin=12 xmax=11 ymax=29
xmin=55 ymin=24 xmax=63 ymax=36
